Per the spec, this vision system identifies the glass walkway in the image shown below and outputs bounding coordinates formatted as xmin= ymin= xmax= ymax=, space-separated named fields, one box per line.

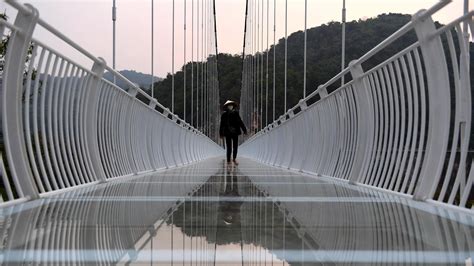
xmin=1 ymin=158 xmax=472 ymax=265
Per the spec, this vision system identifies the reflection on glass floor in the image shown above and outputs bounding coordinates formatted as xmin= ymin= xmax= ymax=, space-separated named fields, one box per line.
xmin=0 ymin=158 xmax=473 ymax=265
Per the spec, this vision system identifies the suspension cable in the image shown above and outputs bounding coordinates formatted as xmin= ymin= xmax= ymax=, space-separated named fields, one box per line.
xmin=254 ymin=0 xmax=257 ymax=132
xmin=304 ymin=0 xmax=307 ymax=97
xmin=172 ymin=0 xmax=175 ymax=112
xmin=151 ymin=0 xmax=154 ymax=98
xmin=206 ymin=0 xmax=209 ymax=135
xmin=191 ymin=0 xmax=194 ymax=127
xmin=184 ymin=0 xmax=187 ymax=121
xmin=241 ymin=0 xmax=249 ymax=130
xmin=196 ymin=0 xmax=200 ymax=129
xmin=284 ymin=0 xmax=288 ymax=112
xmin=266 ymin=0 xmax=269 ymax=127
xmin=256 ymin=0 xmax=260 ymax=132
xmin=341 ymin=0 xmax=346 ymax=86
xmin=212 ymin=0 xmax=220 ymax=139
xmin=260 ymin=0 xmax=264 ymax=130
xmin=201 ymin=0 xmax=204 ymax=131
xmin=273 ymin=0 xmax=276 ymax=121
xmin=203 ymin=0 xmax=207 ymax=134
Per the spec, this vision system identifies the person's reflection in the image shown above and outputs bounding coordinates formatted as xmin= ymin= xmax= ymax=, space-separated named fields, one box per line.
xmin=216 ymin=165 xmax=243 ymax=244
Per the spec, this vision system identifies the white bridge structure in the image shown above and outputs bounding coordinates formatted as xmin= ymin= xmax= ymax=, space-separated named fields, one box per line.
xmin=0 ymin=0 xmax=473 ymax=265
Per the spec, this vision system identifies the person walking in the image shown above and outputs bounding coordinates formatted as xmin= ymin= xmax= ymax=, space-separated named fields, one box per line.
xmin=219 ymin=100 xmax=247 ymax=165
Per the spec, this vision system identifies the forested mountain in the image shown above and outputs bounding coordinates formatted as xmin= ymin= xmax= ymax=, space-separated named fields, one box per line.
xmin=153 ymin=13 xmax=417 ymax=122
xmin=152 ymin=13 xmax=472 ymax=126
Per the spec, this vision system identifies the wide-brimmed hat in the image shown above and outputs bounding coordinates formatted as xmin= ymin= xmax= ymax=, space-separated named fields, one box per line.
xmin=223 ymin=100 xmax=238 ymax=107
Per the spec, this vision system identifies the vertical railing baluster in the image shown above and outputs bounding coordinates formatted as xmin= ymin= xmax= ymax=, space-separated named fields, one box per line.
xmin=412 ymin=11 xmax=451 ymax=201
xmin=85 ymin=58 xmax=107 ymax=182
xmin=347 ymin=61 xmax=371 ymax=185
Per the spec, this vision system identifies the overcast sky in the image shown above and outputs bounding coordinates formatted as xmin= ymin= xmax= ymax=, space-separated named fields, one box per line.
xmin=1 ymin=0 xmax=471 ymax=77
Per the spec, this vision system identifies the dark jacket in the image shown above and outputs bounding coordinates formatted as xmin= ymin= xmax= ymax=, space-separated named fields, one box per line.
xmin=220 ymin=110 xmax=247 ymax=137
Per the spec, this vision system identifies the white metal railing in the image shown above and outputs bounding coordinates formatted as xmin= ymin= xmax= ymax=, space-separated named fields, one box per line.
xmin=0 ymin=0 xmax=222 ymax=206
xmin=241 ymin=0 xmax=474 ymax=210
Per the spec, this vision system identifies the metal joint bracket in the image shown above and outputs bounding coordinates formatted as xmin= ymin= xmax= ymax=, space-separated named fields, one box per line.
xmin=128 ymin=84 xmax=139 ymax=97
xmin=149 ymin=99 xmax=157 ymax=109
xmin=163 ymin=108 xmax=170 ymax=117
xmin=288 ymin=110 xmax=295 ymax=118
xmin=318 ymin=85 xmax=328 ymax=98
xmin=279 ymin=115 xmax=286 ymax=123
xmin=299 ymin=99 xmax=308 ymax=111
xmin=348 ymin=60 xmax=364 ymax=80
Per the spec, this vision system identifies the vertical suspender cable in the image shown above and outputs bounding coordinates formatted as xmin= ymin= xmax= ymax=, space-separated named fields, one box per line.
xmin=203 ymin=0 xmax=207 ymax=134
xmin=201 ymin=0 xmax=207 ymax=134
xmin=266 ymin=0 xmax=269 ymax=126
xmin=249 ymin=0 xmax=253 ymax=132
xmin=191 ymin=0 xmax=194 ymax=127
xmin=252 ymin=1 xmax=258 ymax=132
xmin=206 ymin=0 xmax=210 ymax=135
xmin=212 ymin=0 xmax=219 ymax=140
xmin=273 ymin=0 xmax=276 ymax=121
xmin=256 ymin=0 xmax=260 ymax=131
xmin=284 ymin=0 xmax=288 ymax=112
xmin=172 ymin=0 xmax=175 ymax=112
xmin=201 ymin=0 xmax=204 ymax=131
xmin=206 ymin=0 xmax=209 ymax=135
xmin=249 ymin=1 xmax=252 ymax=132
xmin=151 ymin=0 xmax=155 ymax=98
xmin=241 ymin=0 xmax=250 ymax=129
xmin=197 ymin=0 xmax=200 ymax=129
xmin=303 ymin=0 xmax=307 ymax=97
xmin=184 ymin=0 xmax=187 ymax=121
xmin=260 ymin=0 xmax=264 ymax=130
xmin=254 ymin=0 xmax=258 ymax=131
xmin=464 ymin=0 xmax=470 ymax=74
xmin=341 ymin=0 xmax=346 ymax=86
xmin=206 ymin=6 xmax=208 ymax=136
xmin=251 ymin=0 xmax=254 ymax=131
xmin=112 ymin=0 xmax=117 ymax=84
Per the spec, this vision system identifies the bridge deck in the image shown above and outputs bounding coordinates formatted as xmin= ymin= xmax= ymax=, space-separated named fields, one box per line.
xmin=0 ymin=158 xmax=472 ymax=265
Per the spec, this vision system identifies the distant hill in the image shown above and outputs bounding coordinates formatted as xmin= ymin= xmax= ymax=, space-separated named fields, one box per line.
xmin=103 ymin=70 xmax=161 ymax=90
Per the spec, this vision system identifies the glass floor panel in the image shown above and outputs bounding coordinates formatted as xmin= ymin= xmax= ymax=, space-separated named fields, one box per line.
xmin=0 ymin=158 xmax=472 ymax=265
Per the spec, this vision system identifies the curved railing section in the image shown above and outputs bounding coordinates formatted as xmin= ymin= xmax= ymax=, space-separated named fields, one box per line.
xmin=0 ymin=0 xmax=222 ymax=206
xmin=241 ymin=1 xmax=473 ymax=210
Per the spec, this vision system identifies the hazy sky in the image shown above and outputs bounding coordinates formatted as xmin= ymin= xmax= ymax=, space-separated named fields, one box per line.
xmin=1 ymin=0 xmax=472 ymax=77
